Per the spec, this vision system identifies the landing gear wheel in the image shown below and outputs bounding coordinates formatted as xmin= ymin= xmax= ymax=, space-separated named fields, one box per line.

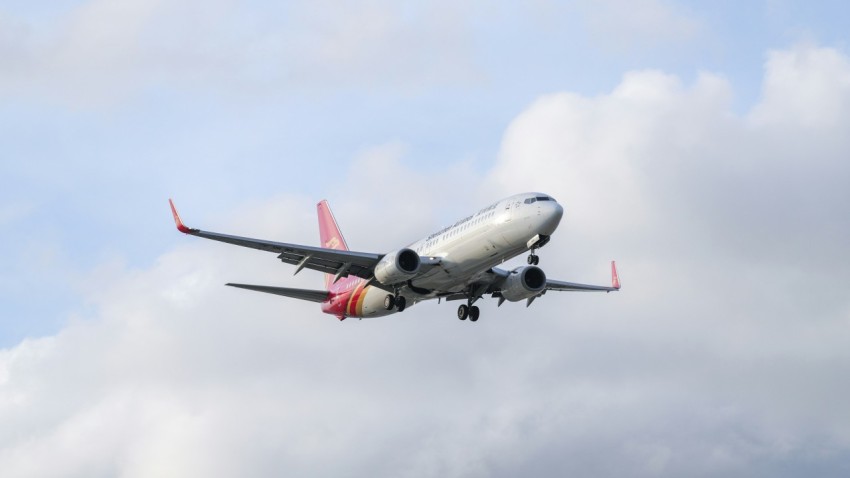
xmin=533 ymin=255 xmax=539 ymax=265
xmin=384 ymin=294 xmax=395 ymax=311
xmin=469 ymin=306 xmax=480 ymax=322
xmin=528 ymin=254 xmax=539 ymax=265
xmin=457 ymin=304 xmax=469 ymax=320
xmin=395 ymin=296 xmax=407 ymax=312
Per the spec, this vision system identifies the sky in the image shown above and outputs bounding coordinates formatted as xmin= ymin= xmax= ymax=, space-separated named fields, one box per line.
xmin=1 ymin=0 xmax=850 ymax=476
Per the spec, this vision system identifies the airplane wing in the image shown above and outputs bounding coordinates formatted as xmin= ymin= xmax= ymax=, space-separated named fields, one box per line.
xmin=482 ymin=261 xmax=620 ymax=293
xmin=446 ymin=261 xmax=620 ymax=306
xmin=545 ymin=261 xmax=621 ymax=292
xmin=169 ymin=199 xmax=382 ymax=280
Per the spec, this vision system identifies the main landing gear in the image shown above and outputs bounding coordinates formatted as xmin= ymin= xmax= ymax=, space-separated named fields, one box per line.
xmin=457 ymin=304 xmax=480 ymax=322
xmin=527 ymin=250 xmax=540 ymax=265
xmin=384 ymin=294 xmax=406 ymax=312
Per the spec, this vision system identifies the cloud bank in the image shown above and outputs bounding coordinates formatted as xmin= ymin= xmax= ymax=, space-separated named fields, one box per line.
xmin=2 ymin=44 xmax=850 ymax=477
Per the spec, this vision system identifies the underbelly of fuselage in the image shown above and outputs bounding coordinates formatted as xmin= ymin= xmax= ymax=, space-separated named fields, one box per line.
xmin=410 ymin=243 xmax=528 ymax=292
xmin=339 ymin=215 xmax=543 ymax=319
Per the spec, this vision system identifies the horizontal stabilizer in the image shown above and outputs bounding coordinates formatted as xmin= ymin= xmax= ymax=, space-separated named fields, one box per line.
xmin=226 ymin=283 xmax=330 ymax=303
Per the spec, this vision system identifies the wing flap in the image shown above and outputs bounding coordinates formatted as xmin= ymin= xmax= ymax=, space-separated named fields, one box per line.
xmin=226 ymin=283 xmax=330 ymax=303
xmin=276 ymin=247 xmax=375 ymax=279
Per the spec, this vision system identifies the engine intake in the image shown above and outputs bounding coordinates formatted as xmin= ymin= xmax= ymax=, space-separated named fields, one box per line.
xmin=374 ymin=248 xmax=421 ymax=285
xmin=501 ymin=266 xmax=547 ymax=302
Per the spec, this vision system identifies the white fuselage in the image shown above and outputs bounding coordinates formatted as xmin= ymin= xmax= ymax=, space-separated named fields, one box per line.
xmin=355 ymin=192 xmax=564 ymax=317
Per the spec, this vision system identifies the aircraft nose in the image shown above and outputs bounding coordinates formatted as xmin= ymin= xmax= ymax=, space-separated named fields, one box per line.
xmin=539 ymin=201 xmax=563 ymax=235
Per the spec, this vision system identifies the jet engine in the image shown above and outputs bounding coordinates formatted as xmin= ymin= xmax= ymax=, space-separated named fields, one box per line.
xmin=374 ymin=248 xmax=421 ymax=285
xmin=501 ymin=266 xmax=547 ymax=302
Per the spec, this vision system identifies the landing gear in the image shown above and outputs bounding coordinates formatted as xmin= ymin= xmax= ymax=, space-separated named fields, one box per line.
xmin=457 ymin=304 xmax=480 ymax=322
xmin=457 ymin=304 xmax=468 ymax=320
xmin=385 ymin=294 xmax=407 ymax=312
xmin=526 ymin=235 xmax=549 ymax=265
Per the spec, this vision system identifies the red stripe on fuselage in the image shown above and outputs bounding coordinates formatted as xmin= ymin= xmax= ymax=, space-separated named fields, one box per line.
xmin=321 ymin=276 xmax=364 ymax=320
xmin=346 ymin=280 xmax=367 ymax=317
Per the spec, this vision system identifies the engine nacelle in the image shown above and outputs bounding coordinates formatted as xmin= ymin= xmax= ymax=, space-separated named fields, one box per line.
xmin=501 ymin=266 xmax=547 ymax=302
xmin=374 ymin=248 xmax=421 ymax=285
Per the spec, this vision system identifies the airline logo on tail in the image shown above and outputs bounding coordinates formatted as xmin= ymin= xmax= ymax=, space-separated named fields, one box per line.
xmin=324 ymin=237 xmax=341 ymax=249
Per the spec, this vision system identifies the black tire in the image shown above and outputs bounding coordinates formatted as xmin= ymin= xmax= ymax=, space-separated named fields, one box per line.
xmin=527 ymin=255 xmax=535 ymax=264
xmin=532 ymin=255 xmax=539 ymax=265
xmin=396 ymin=296 xmax=407 ymax=312
xmin=384 ymin=294 xmax=395 ymax=311
xmin=457 ymin=304 xmax=469 ymax=320
xmin=469 ymin=306 xmax=480 ymax=322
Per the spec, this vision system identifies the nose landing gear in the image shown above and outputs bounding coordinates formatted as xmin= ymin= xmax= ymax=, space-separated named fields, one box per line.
xmin=526 ymin=235 xmax=550 ymax=265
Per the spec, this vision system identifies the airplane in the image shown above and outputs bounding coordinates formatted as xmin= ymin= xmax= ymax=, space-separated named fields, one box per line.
xmin=168 ymin=193 xmax=619 ymax=322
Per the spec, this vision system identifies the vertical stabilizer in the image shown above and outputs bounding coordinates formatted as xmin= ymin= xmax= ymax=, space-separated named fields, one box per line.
xmin=317 ymin=200 xmax=350 ymax=289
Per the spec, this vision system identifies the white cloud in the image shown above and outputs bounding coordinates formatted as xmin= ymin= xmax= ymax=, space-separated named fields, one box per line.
xmin=750 ymin=44 xmax=850 ymax=128
xmin=3 ymin=43 xmax=850 ymax=476
xmin=0 ymin=0 xmax=478 ymax=106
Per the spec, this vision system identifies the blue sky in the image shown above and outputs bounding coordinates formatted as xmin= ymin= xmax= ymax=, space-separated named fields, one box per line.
xmin=3 ymin=0 xmax=846 ymax=343
xmin=2 ymin=1 xmax=850 ymax=476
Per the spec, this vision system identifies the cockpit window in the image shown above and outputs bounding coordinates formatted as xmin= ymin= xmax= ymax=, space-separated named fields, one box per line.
xmin=524 ymin=198 xmax=536 ymax=204
xmin=536 ymin=196 xmax=551 ymax=201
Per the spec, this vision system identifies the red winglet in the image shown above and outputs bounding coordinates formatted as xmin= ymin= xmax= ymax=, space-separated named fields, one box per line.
xmin=611 ymin=261 xmax=620 ymax=289
xmin=169 ymin=199 xmax=192 ymax=234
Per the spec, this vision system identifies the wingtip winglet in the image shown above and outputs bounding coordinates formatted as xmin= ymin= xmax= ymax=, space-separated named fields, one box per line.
xmin=168 ymin=198 xmax=192 ymax=234
xmin=611 ymin=260 xmax=620 ymax=290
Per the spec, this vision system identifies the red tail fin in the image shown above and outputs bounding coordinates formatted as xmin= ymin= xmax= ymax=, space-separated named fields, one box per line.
xmin=317 ymin=200 xmax=350 ymax=289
